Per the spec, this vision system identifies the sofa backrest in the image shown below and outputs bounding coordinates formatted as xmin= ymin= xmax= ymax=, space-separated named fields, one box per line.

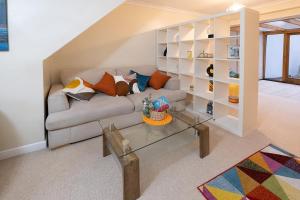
xmin=60 ymin=66 xmax=157 ymax=86
xmin=60 ymin=68 xmax=116 ymax=86
xmin=116 ymin=66 xmax=157 ymax=76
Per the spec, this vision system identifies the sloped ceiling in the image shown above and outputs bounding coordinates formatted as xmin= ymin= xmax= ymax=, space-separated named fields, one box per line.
xmin=127 ymin=0 xmax=276 ymax=14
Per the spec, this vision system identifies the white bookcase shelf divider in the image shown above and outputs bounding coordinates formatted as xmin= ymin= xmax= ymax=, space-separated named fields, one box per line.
xmin=156 ymin=8 xmax=259 ymax=136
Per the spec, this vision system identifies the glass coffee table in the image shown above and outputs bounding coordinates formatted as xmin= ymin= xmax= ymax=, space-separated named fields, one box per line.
xmin=102 ymin=106 xmax=212 ymax=200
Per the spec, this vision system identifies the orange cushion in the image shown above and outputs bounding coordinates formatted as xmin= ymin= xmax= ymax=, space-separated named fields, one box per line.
xmin=149 ymin=71 xmax=171 ymax=90
xmin=93 ymin=72 xmax=116 ymax=96
xmin=83 ymin=80 xmax=94 ymax=89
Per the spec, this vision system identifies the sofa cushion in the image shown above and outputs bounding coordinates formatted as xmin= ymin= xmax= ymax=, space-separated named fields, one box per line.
xmin=63 ymin=77 xmax=95 ymax=101
xmin=126 ymin=88 xmax=186 ymax=111
xmin=135 ymin=73 xmax=151 ymax=92
xmin=149 ymin=70 xmax=171 ymax=90
xmin=93 ymin=72 xmax=117 ymax=96
xmin=46 ymin=94 xmax=134 ymax=131
xmin=116 ymin=66 xmax=157 ymax=76
xmin=60 ymin=68 xmax=116 ymax=86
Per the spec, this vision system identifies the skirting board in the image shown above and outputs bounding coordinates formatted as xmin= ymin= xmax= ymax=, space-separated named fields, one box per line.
xmin=0 ymin=140 xmax=46 ymax=161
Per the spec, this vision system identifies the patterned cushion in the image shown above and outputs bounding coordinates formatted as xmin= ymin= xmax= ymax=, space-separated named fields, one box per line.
xmin=62 ymin=77 xmax=95 ymax=101
xmin=129 ymin=79 xmax=140 ymax=94
xmin=114 ymin=75 xmax=140 ymax=95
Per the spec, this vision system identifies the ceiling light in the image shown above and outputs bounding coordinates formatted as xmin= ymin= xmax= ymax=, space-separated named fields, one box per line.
xmin=226 ymin=3 xmax=245 ymax=12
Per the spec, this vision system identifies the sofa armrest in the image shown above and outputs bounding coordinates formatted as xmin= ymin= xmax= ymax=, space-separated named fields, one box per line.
xmin=164 ymin=77 xmax=180 ymax=90
xmin=48 ymin=84 xmax=69 ymax=114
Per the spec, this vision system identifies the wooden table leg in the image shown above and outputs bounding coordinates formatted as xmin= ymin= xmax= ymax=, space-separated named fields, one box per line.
xmin=196 ymin=124 xmax=210 ymax=158
xmin=102 ymin=126 xmax=140 ymax=200
xmin=103 ymin=133 xmax=111 ymax=157
xmin=122 ymin=154 xmax=140 ymax=200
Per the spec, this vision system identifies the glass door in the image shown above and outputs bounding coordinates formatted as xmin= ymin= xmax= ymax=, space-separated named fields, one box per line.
xmin=264 ymin=34 xmax=284 ymax=81
xmin=287 ymin=33 xmax=300 ymax=84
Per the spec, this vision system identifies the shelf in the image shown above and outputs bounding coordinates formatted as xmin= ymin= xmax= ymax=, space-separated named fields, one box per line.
xmin=214 ymin=115 xmax=239 ymax=135
xmin=180 ymin=39 xmax=194 ymax=43
xmin=194 ymin=92 xmax=213 ymax=100
xmin=215 ymin=98 xmax=239 ymax=110
xmin=196 ymin=38 xmax=215 ymax=41
xmin=215 ymin=35 xmax=240 ymax=39
xmin=184 ymin=90 xmax=213 ymax=101
xmin=180 ymin=57 xmax=194 ymax=60
xmin=187 ymin=107 xmax=213 ymax=119
xmin=158 ymin=67 xmax=167 ymax=72
xmin=168 ymin=70 xmax=178 ymax=74
xmin=215 ymin=58 xmax=240 ymax=62
xmin=180 ymin=72 xmax=194 ymax=77
xmin=168 ymin=41 xmax=179 ymax=44
xmin=214 ymin=78 xmax=239 ymax=84
xmin=195 ymin=75 xmax=213 ymax=81
xmin=195 ymin=57 xmax=214 ymax=60
xmin=156 ymin=9 xmax=258 ymax=137
xmin=184 ymin=90 xmax=195 ymax=95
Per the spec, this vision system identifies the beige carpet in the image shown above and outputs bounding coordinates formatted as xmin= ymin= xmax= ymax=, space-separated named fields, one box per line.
xmin=258 ymin=80 xmax=300 ymax=156
xmin=0 ymin=80 xmax=298 ymax=200
xmin=0 ymin=125 xmax=270 ymax=200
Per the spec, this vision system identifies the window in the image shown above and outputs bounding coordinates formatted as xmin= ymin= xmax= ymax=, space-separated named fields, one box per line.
xmin=263 ymin=30 xmax=300 ymax=85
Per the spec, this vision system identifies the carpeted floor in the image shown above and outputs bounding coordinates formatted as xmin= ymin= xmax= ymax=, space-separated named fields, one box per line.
xmin=258 ymin=81 xmax=300 ymax=156
xmin=0 ymin=125 xmax=270 ymax=200
xmin=0 ymin=80 xmax=299 ymax=200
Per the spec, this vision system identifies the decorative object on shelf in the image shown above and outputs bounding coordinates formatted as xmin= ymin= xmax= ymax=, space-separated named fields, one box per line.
xmin=206 ymin=101 xmax=213 ymax=115
xmin=198 ymin=50 xmax=213 ymax=58
xmin=228 ymin=45 xmax=240 ymax=59
xmin=0 ymin=0 xmax=9 ymax=51
xmin=175 ymin=33 xmax=180 ymax=42
xmin=189 ymin=84 xmax=194 ymax=92
xmin=229 ymin=70 xmax=240 ymax=79
xmin=206 ymin=64 xmax=214 ymax=77
xmin=207 ymin=19 xmax=214 ymax=38
xmin=163 ymin=47 xmax=167 ymax=57
xmin=208 ymin=80 xmax=213 ymax=92
xmin=187 ymin=50 xmax=193 ymax=60
xmin=143 ymin=95 xmax=170 ymax=121
xmin=228 ymin=83 xmax=239 ymax=104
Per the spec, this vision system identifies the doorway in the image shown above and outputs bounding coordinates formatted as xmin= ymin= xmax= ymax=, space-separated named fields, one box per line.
xmin=263 ymin=30 xmax=300 ymax=85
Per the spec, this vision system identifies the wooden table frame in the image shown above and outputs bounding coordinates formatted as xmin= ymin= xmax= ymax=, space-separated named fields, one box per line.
xmin=102 ymin=123 xmax=209 ymax=200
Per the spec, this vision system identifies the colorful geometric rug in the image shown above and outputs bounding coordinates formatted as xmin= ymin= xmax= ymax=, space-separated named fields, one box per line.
xmin=198 ymin=144 xmax=300 ymax=200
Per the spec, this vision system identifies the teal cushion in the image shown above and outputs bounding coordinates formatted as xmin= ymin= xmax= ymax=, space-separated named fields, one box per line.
xmin=136 ymin=73 xmax=150 ymax=92
xmin=130 ymin=70 xmax=150 ymax=92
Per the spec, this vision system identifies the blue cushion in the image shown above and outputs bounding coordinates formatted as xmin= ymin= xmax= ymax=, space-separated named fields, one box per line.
xmin=136 ymin=73 xmax=150 ymax=92
xmin=130 ymin=70 xmax=150 ymax=92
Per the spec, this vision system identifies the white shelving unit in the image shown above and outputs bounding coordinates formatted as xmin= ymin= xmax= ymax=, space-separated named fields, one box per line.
xmin=156 ymin=8 xmax=259 ymax=136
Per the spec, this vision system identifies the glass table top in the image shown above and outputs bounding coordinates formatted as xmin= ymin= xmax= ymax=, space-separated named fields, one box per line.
xmin=103 ymin=104 xmax=213 ymax=158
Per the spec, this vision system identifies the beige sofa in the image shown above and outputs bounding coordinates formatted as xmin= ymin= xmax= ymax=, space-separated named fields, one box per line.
xmin=45 ymin=66 xmax=186 ymax=149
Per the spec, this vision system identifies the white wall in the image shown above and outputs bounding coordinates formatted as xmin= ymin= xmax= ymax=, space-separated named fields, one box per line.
xmin=0 ymin=0 xmax=124 ymax=152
